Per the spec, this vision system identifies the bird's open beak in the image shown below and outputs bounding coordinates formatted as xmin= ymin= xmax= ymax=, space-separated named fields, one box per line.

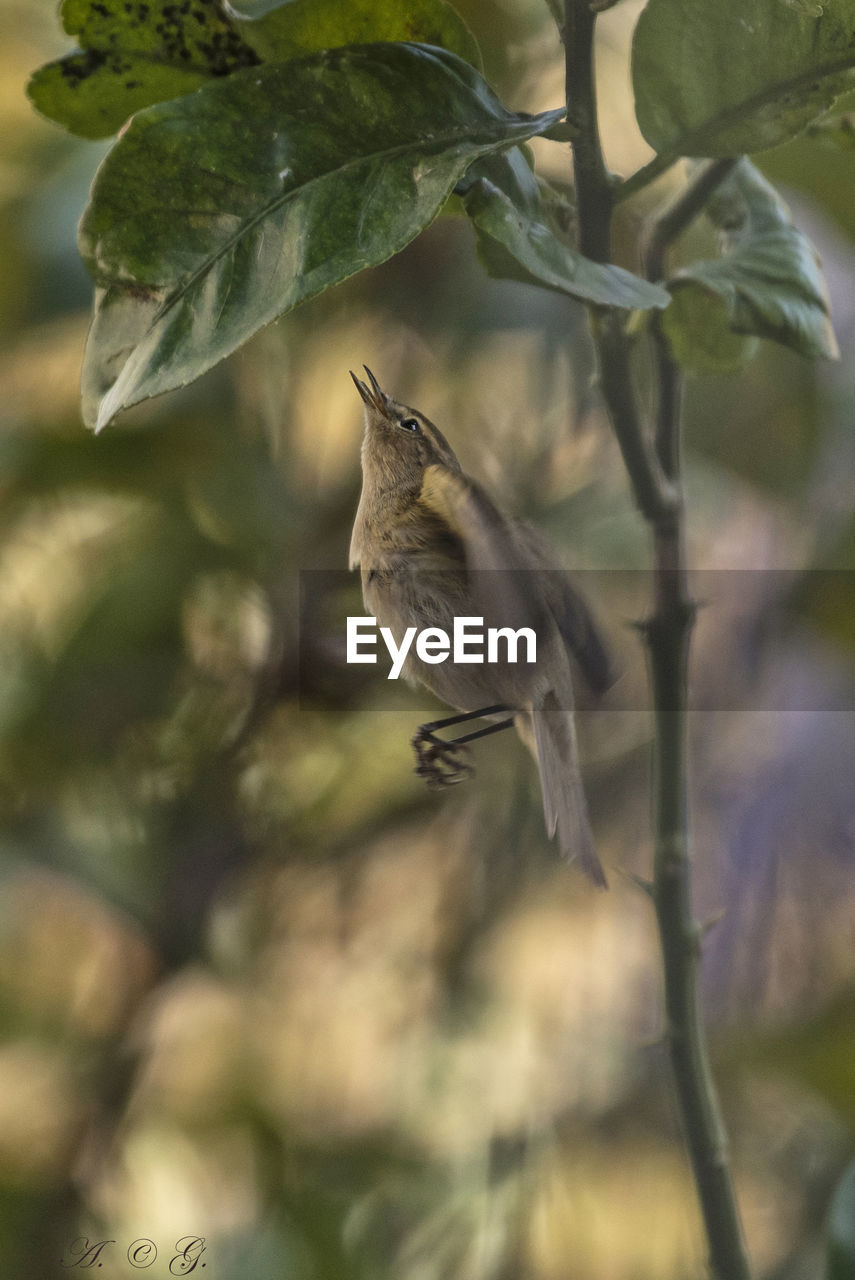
xmin=350 ymin=365 xmax=389 ymax=416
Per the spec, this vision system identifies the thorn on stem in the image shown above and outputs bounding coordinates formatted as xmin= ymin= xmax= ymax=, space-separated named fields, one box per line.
xmin=619 ymin=869 xmax=656 ymax=899
xmin=697 ymin=908 xmax=727 ymax=941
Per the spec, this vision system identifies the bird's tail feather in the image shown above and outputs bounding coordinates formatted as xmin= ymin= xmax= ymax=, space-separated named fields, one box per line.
xmin=529 ymin=692 xmax=606 ymax=888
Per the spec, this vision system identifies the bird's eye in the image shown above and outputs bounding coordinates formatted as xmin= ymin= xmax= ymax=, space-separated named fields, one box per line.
xmin=399 ymin=417 xmax=421 ymax=433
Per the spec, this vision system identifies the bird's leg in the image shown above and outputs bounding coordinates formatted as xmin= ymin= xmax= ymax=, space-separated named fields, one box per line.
xmin=418 ymin=704 xmax=509 ymax=734
xmin=412 ymin=705 xmax=514 ymax=789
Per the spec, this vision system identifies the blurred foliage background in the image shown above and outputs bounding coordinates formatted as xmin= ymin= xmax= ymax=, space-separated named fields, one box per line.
xmin=3 ymin=1 xmax=855 ymax=1277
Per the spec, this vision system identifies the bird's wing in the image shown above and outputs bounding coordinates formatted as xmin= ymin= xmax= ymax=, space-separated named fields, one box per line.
xmin=514 ymin=522 xmax=614 ymax=696
xmin=419 ymin=465 xmax=551 ymax=637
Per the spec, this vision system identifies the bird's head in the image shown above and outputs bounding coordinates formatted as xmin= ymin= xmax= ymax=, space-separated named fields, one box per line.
xmin=351 ymin=367 xmax=461 ymax=494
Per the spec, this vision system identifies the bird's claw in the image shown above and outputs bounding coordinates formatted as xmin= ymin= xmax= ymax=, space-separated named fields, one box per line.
xmin=411 ymin=727 xmax=474 ymax=789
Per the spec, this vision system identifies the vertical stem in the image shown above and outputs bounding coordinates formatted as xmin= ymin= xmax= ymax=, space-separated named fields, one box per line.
xmin=643 ymin=160 xmax=752 ymax=1280
xmin=563 ymin=7 xmax=752 ymax=1277
xmin=564 ymin=0 xmax=674 ymax=525
xmin=564 ymin=0 xmax=611 ymax=264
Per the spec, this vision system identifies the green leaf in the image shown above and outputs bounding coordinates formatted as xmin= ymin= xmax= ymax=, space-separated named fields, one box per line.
xmin=78 ymin=44 xmax=566 ymax=431
xmin=459 ymin=149 xmax=670 ymax=310
xmin=27 ymin=0 xmax=258 ymax=140
xmin=662 ymin=160 xmax=838 ymax=373
xmin=826 ymin=1157 xmax=855 ymax=1280
xmin=228 ymin=0 xmax=482 ymax=70
xmin=632 ymin=0 xmax=855 ymax=159
xmin=662 ymin=288 xmax=758 ymax=375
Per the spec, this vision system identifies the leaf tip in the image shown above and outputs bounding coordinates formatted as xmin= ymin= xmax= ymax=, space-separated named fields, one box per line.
xmin=93 ymin=394 xmax=119 ymax=434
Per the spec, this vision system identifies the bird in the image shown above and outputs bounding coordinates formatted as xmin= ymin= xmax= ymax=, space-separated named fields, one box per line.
xmin=349 ymin=367 xmax=613 ymax=886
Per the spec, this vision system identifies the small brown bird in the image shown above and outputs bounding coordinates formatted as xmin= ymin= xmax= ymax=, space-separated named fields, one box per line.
xmin=349 ymin=368 xmax=612 ymax=886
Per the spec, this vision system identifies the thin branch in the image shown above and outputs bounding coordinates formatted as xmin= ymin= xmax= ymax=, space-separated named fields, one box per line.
xmin=615 ymin=151 xmax=678 ymax=203
xmin=640 ymin=165 xmax=753 ymax=1280
xmin=563 ymin=3 xmax=753 ymax=1276
xmin=643 ymin=157 xmax=738 ymax=472
xmin=542 ymin=0 xmax=565 ymax=29
xmin=589 ymin=308 xmax=677 ymax=524
xmin=643 ymin=158 xmax=739 ymax=285
xmin=564 ymin=0 xmax=611 ymax=264
xmin=563 ymin=0 xmax=675 ymax=525
xmin=643 ymin=335 xmax=745 ymax=1280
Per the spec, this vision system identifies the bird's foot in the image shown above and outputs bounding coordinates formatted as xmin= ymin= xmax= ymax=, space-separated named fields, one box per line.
xmin=411 ymin=727 xmax=474 ymax=789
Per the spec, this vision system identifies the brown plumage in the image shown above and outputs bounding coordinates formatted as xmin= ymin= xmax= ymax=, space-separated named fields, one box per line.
xmin=349 ymin=367 xmax=612 ymax=886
